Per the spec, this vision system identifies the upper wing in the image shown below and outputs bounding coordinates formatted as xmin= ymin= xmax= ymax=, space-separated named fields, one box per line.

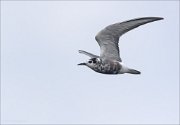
xmin=95 ymin=17 xmax=163 ymax=62
xmin=79 ymin=50 xmax=99 ymax=58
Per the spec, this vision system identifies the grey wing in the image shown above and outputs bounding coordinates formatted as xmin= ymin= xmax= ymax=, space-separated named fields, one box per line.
xmin=79 ymin=50 xmax=99 ymax=58
xmin=95 ymin=17 xmax=163 ymax=62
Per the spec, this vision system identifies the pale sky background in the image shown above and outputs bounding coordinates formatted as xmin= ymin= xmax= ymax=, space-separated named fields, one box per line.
xmin=1 ymin=1 xmax=179 ymax=124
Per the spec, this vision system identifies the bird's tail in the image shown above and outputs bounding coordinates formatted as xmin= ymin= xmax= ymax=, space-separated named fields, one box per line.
xmin=127 ymin=69 xmax=141 ymax=74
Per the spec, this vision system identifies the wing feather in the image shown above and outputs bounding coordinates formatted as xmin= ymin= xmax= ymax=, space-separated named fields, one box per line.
xmin=95 ymin=17 xmax=163 ymax=62
xmin=79 ymin=50 xmax=99 ymax=58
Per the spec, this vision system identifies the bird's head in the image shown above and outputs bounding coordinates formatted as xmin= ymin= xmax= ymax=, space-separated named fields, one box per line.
xmin=78 ymin=58 xmax=101 ymax=68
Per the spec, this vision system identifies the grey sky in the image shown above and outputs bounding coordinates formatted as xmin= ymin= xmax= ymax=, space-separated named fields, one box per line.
xmin=1 ymin=1 xmax=179 ymax=124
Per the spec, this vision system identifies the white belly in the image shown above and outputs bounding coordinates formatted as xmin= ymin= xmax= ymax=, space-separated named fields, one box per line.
xmin=118 ymin=62 xmax=129 ymax=74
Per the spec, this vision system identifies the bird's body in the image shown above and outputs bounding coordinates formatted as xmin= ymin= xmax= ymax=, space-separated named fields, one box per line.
xmin=87 ymin=58 xmax=122 ymax=74
xmin=78 ymin=17 xmax=163 ymax=75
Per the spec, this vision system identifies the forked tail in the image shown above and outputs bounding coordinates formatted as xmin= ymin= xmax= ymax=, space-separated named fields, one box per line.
xmin=127 ymin=69 xmax=141 ymax=74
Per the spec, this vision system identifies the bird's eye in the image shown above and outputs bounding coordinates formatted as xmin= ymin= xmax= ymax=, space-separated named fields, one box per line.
xmin=88 ymin=61 xmax=92 ymax=63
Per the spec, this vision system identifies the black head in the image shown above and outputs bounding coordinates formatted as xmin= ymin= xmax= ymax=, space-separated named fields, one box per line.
xmin=78 ymin=58 xmax=101 ymax=66
xmin=88 ymin=58 xmax=97 ymax=64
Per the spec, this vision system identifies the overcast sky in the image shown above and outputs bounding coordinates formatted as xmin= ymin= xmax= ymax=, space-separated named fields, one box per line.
xmin=1 ymin=1 xmax=179 ymax=124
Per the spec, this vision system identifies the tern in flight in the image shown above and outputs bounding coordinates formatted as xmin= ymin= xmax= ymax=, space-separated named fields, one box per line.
xmin=78 ymin=17 xmax=163 ymax=74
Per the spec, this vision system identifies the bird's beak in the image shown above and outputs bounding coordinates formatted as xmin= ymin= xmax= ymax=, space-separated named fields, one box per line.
xmin=78 ymin=62 xmax=86 ymax=66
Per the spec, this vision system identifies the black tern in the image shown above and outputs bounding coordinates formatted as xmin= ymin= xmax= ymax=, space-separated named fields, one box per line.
xmin=78 ymin=17 xmax=163 ymax=74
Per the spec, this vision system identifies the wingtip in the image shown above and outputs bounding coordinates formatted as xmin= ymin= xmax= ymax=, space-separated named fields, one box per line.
xmin=155 ymin=17 xmax=164 ymax=20
xmin=139 ymin=17 xmax=164 ymax=21
xmin=148 ymin=17 xmax=164 ymax=21
xmin=123 ymin=17 xmax=164 ymax=26
xmin=160 ymin=17 xmax=164 ymax=20
xmin=138 ymin=17 xmax=164 ymax=23
xmin=78 ymin=50 xmax=82 ymax=53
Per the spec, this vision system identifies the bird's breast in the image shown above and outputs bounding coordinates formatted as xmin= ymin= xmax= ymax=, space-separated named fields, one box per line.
xmin=93 ymin=61 xmax=122 ymax=74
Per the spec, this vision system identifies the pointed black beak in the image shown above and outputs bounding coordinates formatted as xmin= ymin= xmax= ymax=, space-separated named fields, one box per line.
xmin=78 ymin=63 xmax=86 ymax=66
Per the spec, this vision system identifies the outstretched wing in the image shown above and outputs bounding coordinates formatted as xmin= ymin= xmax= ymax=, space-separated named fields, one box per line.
xmin=95 ymin=17 xmax=163 ymax=62
xmin=79 ymin=50 xmax=99 ymax=58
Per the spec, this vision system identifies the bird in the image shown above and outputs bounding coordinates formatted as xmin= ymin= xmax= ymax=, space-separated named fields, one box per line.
xmin=78 ymin=17 xmax=163 ymax=75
